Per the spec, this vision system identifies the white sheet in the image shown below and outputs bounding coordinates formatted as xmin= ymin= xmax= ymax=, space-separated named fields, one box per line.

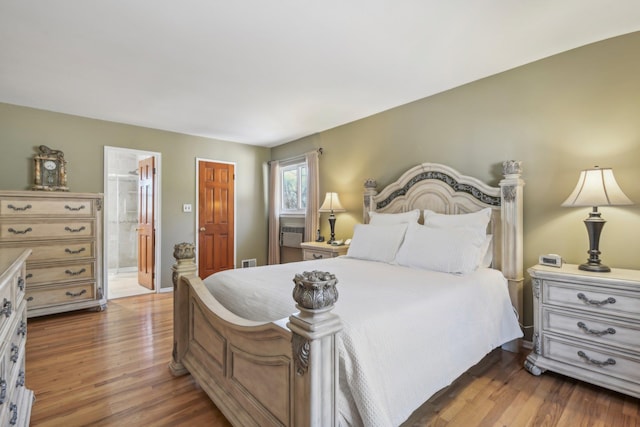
xmin=204 ymin=257 xmax=522 ymax=427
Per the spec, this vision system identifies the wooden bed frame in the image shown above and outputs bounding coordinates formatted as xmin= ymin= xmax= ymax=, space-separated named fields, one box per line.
xmin=169 ymin=161 xmax=524 ymax=427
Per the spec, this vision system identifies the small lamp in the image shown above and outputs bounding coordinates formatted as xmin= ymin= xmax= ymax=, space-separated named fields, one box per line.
xmin=562 ymin=166 xmax=633 ymax=272
xmin=319 ymin=192 xmax=346 ymax=244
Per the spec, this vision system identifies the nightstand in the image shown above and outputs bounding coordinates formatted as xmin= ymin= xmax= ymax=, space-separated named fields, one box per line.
xmin=525 ymin=264 xmax=640 ymax=398
xmin=300 ymin=241 xmax=349 ymax=261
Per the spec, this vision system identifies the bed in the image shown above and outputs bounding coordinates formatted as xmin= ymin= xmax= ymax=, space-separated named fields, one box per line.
xmin=169 ymin=161 xmax=525 ymax=427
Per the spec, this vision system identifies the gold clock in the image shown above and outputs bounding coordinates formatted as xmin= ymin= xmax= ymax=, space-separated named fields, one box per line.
xmin=33 ymin=145 xmax=69 ymax=191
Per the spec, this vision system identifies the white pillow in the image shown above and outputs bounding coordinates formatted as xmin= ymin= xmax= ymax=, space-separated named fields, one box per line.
xmin=395 ymin=222 xmax=487 ymax=274
xmin=479 ymin=235 xmax=493 ymax=268
xmin=346 ymin=223 xmax=408 ymax=263
xmin=423 ymin=207 xmax=492 ymax=232
xmin=368 ymin=209 xmax=420 ymax=225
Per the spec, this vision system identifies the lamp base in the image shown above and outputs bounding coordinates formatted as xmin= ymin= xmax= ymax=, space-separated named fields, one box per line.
xmin=579 ymin=262 xmax=611 ymax=273
xmin=327 ymin=215 xmax=336 ymax=244
xmin=580 ymin=209 xmax=610 ymax=273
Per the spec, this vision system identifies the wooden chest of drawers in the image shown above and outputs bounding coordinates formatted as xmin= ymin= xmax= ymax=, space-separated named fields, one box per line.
xmin=525 ymin=264 xmax=640 ymax=398
xmin=300 ymin=241 xmax=349 ymax=261
xmin=0 ymin=191 xmax=105 ymax=317
xmin=0 ymin=248 xmax=33 ymax=427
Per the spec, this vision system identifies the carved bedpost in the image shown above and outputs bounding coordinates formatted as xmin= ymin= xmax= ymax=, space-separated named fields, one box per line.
xmin=499 ymin=160 xmax=525 ymax=351
xmin=363 ymin=179 xmax=378 ymax=224
xmin=169 ymin=242 xmax=197 ymax=376
xmin=287 ymin=271 xmax=342 ymax=427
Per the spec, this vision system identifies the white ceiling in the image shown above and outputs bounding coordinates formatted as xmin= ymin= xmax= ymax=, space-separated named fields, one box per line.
xmin=1 ymin=1 xmax=639 ymax=147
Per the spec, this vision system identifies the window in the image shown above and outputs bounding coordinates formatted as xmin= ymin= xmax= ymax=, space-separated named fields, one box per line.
xmin=281 ymin=162 xmax=307 ymax=214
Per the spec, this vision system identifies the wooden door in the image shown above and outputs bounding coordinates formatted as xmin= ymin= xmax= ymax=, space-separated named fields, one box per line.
xmin=137 ymin=156 xmax=155 ymax=289
xmin=198 ymin=161 xmax=235 ymax=279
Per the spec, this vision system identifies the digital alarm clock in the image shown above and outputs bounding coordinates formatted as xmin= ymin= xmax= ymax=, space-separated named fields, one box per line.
xmin=539 ymin=254 xmax=562 ymax=267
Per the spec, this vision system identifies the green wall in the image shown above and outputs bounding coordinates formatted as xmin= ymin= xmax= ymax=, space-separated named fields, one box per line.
xmin=0 ymin=103 xmax=271 ymax=290
xmin=273 ymin=32 xmax=640 ymax=336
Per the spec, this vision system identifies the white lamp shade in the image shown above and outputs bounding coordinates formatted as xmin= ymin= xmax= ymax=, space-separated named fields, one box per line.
xmin=562 ymin=167 xmax=633 ymax=207
xmin=319 ymin=192 xmax=346 ymax=213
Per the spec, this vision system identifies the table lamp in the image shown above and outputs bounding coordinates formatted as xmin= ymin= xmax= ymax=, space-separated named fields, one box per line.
xmin=319 ymin=192 xmax=346 ymax=244
xmin=562 ymin=166 xmax=633 ymax=272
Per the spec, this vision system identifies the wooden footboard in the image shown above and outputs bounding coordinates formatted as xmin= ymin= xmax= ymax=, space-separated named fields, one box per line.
xmin=169 ymin=243 xmax=342 ymax=427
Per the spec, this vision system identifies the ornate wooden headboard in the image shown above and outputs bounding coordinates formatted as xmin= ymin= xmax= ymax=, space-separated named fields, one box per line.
xmin=363 ymin=161 xmax=525 ymax=328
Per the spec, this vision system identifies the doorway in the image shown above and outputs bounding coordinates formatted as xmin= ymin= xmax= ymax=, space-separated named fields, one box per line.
xmin=104 ymin=147 xmax=161 ymax=299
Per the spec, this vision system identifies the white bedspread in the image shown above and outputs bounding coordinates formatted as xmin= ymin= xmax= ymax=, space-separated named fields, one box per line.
xmin=204 ymin=257 xmax=522 ymax=427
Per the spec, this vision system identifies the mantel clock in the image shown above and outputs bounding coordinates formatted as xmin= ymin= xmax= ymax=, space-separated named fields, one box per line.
xmin=33 ymin=145 xmax=69 ymax=191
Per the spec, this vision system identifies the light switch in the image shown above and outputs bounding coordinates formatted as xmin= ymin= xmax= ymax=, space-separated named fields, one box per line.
xmin=183 ymin=203 xmax=192 ymax=213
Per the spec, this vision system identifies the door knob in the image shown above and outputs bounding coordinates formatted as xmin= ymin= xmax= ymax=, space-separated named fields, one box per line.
xmin=199 ymin=227 xmax=205 ymax=232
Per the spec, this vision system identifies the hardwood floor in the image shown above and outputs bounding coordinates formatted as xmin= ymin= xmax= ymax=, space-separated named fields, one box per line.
xmin=26 ymin=293 xmax=231 ymax=427
xmin=26 ymin=293 xmax=639 ymax=426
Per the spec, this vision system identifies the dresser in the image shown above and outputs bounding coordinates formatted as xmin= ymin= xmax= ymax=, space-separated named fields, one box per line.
xmin=300 ymin=241 xmax=349 ymax=261
xmin=0 ymin=248 xmax=33 ymax=427
xmin=0 ymin=191 xmax=105 ymax=317
xmin=525 ymin=264 xmax=640 ymax=398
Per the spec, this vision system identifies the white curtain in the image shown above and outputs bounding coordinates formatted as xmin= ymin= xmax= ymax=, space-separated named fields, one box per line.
xmin=305 ymin=150 xmax=320 ymax=243
xmin=267 ymin=160 xmax=281 ymax=265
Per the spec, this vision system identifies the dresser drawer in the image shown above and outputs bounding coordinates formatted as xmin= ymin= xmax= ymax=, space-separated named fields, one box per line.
xmin=543 ymin=334 xmax=640 ymax=385
xmin=3 ymin=240 xmax=95 ymax=263
xmin=0 ymin=283 xmax=13 ymax=340
xmin=543 ymin=307 xmax=640 ymax=353
xmin=5 ymin=310 xmax=26 ymax=378
xmin=26 ymin=282 xmax=96 ymax=309
xmin=543 ymin=279 xmax=640 ymax=321
xmin=0 ymin=197 xmax=95 ymax=217
xmin=1 ymin=330 xmax=24 ymax=389
xmin=26 ymin=261 xmax=95 ymax=285
xmin=0 ymin=220 xmax=95 ymax=241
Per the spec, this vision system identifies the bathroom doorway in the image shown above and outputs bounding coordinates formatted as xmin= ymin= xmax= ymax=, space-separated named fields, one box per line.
xmin=104 ymin=146 xmax=161 ymax=299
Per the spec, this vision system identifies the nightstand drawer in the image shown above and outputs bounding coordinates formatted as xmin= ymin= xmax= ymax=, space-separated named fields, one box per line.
xmin=300 ymin=242 xmax=349 ymax=260
xmin=543 ymin=335 xmax=640 ymax=385
xmin=543 ymin=280 xmax=640 ymax=321
xmin=303 ymin=250 xmax=331 ymax=261
xmin=544 ymin=307 xmax=640 ymax=353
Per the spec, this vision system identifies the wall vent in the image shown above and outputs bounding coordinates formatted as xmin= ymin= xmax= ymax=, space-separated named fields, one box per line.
xmin=241 ymin=259 xmax=257 ymax=268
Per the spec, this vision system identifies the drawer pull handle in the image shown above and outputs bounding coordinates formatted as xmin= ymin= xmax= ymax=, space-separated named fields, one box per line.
xmin=17 ymin=277 xmax=24 ymax=291
xmin=0 ymin=378 xmax=6 ymax=404
xmin=1 ymin=298 xmax=12 ymax=317
xmin=26 ymin=273 xmax=33 ymax=279
xmin=65 ymin=204 xmax=85 ymax=211
xmin=7 ymin=227 xmax=32 ymax=235
xmin=577 ymin=322 xmax=616 ymax=336
xmin=576 ymin=293 xmax=616 ymax=306
xmin=10 ymin=344 xmax=19 ymax=363
xmin=577 ymin=350 xmax=616 ymax=367
xmin=65 ymin=247 xmax=86 ymax=255
xmin=65 ymin=226 xmax=86 ymax=233
xmin=9 ymin=403 xmax=18 ymax=425
xmin=66 ymin=289 xmax=87 ymax=297
xmin=312 ymin=254 xmax=324 ymax=259
xmin=16 ymin=370 xmax=25 ymax=387
xmin=7 ymin=203 xmax=32 ymax=211
xmin=17 ymin=320 xmax=26 ymax=337
xmin=65 ymin=268 xmax=87 ymax=276
xmin=26 ymin=296 xmax=34 ymax=302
